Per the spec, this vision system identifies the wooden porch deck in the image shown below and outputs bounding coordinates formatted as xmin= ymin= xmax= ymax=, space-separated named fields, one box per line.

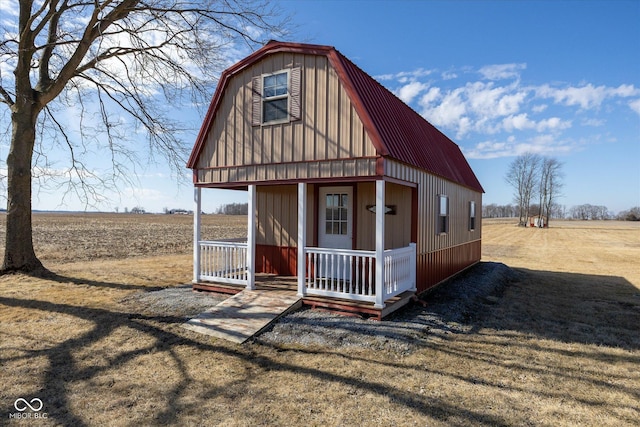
xmin=192 ymin=274 xmax=414 ymax=320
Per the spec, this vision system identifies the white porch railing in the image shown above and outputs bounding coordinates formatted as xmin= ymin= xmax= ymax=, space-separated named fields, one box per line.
xmin=305 ymin=247 xmax=377 ymax=302
xmin=304 ymin=243 xmax=416 ymax=304
xmin=384 ymin=244 xmax=418 ymax=300
xmin=198 ymin=240 xmax=248 ymax=285
xmin=196 ymin=240 xmax=417 ymax=306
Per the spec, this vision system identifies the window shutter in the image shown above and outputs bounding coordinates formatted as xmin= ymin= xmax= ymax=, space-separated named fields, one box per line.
xmin=289 ymin=67 xmax=301 ymax=121
xmin=252 ymin=76 xmax=262 ymax=126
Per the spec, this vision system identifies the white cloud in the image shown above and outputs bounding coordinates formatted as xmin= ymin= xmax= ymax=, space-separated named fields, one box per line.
xmin=420 ymin=87 xmax=467 ymax=131
xmin=581 ymin=118 xmax=605 ymax=126
xmin=502 ymin=114 xmax=535 ymax=132
xmin=396 ymin=81 xmax=429 ymax=104
xmin=0 ymin=0 xmax=18 ymax=16
xmin=465 ymin=134 xmax=578 ymax=159
xmin=419 ymin=87 xmax=441 ymax=106
xmin=478 ymin=63 xmax=526 ymax=80
xmin=536 ymin=117 xmax=571 ymax=132
xmin=123 ymin=187 xmax=165 ymax=202
xmin=382 ymin=63 xmax=637 ymax=148
xmin=441 ymin=71 xmax=458 ymax=80
xmin=465 ymin=81 xmax=527 ymax=118
xmin=532 ymin=104 xmax=548 ymax=113
xmin=418 ymin=80 xmax=529 ymax=137
xmin=536 ymin=83 xmax=640 ymax=109
xmin=501 ymin=114 xmax=571 ymax=133
xmin=376 ymin=68 xmax=433 ymax=82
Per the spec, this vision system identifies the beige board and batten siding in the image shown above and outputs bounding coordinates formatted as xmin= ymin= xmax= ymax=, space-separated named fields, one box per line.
xmin=255 ymin=185 xmax=315 ymax=247
xmin=385 ymin=159 xmax=482 ymax=254
xmin=195 ymin=53 xmax=378 ymax=186
xmin=355 ymin=182 xmax=412 ymax=251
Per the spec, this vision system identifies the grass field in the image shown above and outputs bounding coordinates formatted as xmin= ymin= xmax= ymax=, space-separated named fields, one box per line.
xmin=0 ymin=214 xmax=638 ymax=426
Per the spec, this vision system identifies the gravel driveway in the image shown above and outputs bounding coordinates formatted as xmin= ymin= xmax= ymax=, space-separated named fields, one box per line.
xmin=124 ymin=261 xmax=520 ymax=352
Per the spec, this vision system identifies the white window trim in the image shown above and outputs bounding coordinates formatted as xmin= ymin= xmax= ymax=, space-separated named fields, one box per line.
xmin=438 ymin=194 xmax=449 ymax=235
xmin=469 ymin=201 xmax=476 ymax=231
xmin=261 ymin=69 xmax=290 ymax=125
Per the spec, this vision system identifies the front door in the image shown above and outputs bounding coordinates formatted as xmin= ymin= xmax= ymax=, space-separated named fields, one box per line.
xmin=318 ymin=187 xmax=353 ymax=249
xmin=317 ymin=187 xmax=353 ymax=282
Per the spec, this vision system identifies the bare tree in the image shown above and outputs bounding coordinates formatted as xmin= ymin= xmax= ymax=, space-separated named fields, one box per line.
xmin=569 ymin=204 xmax=611 ymax=220
xmin=538 ymin=157 xmax=563 ymax=227
xmin=0 ymin=0 xmax=286 ymax=273
xmin=617 ymin=206 xmax=640 ymax=221
xmin=505 ymin=153 xmax=541 ymax=226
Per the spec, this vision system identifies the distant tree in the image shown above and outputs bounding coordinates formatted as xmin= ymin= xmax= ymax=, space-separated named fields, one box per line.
xmin=617 ymin=207 xmax=640 ymax=221
xmin=0 ymin=0 xmax=287 ymax=274
xmin=216 ymin=203 xmax=248 ymax=215
xmin=550 ymin=204 xmax=566 ymax=219
xmin=569 ymin=204 xmax=611 ymax=220
xmin=482 ymin=203 xmax=519 ymax=218
xmin=131 ymin=206 xmax=145 ymax=214
xmin=505 ymin=153 xmax=541 ymax=226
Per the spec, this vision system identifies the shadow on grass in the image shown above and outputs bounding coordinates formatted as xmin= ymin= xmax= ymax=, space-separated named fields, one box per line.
xmin=1 ymin=262 xmax=639 ymax=425
xmin=42 ymin=272 xmax=164 ymax=292
xmin=473 ymin=265 xmax=640 ymax=350
xmin=0 ymin=285 xmax=511 ymax=426
xmin=259 ymin=262 xmax=639 ymax=351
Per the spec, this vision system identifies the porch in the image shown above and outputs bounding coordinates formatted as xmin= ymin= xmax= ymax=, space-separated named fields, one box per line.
xmin=192 ymin=242 xmax=417 ymax=319
xmin=192 ymin=181 xmax=418 ymax=319
xmin=192 ymin=282 xmax=414 ymax=321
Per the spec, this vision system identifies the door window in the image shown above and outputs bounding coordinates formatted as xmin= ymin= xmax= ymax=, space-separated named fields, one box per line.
xmin=325 ymin=193 xmax=349 ymax=235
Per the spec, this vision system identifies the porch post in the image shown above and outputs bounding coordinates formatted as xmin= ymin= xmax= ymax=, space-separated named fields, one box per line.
xmin=297 ymin=182 xmax=307 ymax=297
xmin=193 ymin=187 xmax=201 ymax=283
xmin=246 ymin=185 xmax=256 ymax=290
xmin=374 ymin=179 xmax=385 ymax=309
xmin=409 ymin=242 xmax=417 ymax=292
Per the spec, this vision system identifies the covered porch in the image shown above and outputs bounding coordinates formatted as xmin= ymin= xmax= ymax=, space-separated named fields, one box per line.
xmin=192 ymin=180 xmax=417 ymax=318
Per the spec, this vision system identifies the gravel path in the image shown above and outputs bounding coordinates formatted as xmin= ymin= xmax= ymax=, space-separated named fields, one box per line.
xmin=123 ymin=262 xmax=521 ymax=352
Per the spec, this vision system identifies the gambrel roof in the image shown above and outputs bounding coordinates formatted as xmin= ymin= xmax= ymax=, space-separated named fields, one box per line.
xmin=187 ymin=41 xmax=483 ymax=193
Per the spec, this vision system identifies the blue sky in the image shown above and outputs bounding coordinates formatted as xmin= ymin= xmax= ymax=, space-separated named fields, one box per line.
xmin=5 ymin=0 xmax=640 ymax=214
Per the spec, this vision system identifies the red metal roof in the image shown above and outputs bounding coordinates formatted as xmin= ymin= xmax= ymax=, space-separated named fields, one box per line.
xmin=188 ymin=41 xmax=484 ymax=193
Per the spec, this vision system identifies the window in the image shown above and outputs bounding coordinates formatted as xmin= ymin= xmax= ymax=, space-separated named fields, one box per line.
xmin=325 ymin=193 xmax=349 ymax=235
xmin=262 ymin=71 xmax=289 ymax=123
xmin=469 ymin=201 xmax=476 ymax=231
xmin=252 ymin=68 xmax=301 ymax=126
xmin=438 ymin=195 xmax=449 ymax=234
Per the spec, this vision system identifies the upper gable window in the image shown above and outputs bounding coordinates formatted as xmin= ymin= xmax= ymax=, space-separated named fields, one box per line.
xmin=262 ymin=71 xmax=289 ymax=123
xmin=252 ymin=68 xmax=301 ymax=126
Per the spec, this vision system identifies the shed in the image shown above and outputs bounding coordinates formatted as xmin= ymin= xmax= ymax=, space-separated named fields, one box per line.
xmin=187 ymin=41 xmax=484 ymax=317
xmin=529 ymin=215 xmax=548 ymax=228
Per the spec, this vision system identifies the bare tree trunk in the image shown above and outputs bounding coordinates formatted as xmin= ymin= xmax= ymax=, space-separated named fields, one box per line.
xmin=3 ymin=104 xmax=45 ymax=273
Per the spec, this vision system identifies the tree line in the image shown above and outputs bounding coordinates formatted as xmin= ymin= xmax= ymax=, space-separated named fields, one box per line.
xmin=483 ymin=203 xmax=639 ymax=221
xmin=215 ymin=203 xmax=248 ymax=215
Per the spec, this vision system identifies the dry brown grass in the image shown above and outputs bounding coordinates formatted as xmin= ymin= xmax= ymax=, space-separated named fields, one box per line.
xmin=1 ymin=215 xmax=638 ymax=426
